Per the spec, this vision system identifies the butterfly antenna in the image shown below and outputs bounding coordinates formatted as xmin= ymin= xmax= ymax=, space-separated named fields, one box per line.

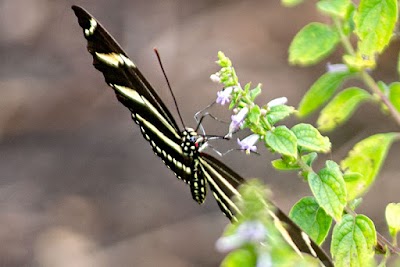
xmin=154 ymin=48 xmax=186 ymax=128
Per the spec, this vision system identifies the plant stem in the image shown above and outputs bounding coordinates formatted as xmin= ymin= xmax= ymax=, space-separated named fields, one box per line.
xmin=361 ymin=71 xmax=400 ymax=126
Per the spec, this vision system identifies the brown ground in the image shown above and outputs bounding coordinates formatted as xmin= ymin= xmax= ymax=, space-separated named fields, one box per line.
xmin=0 ymin=0 xmax=399 ymax=266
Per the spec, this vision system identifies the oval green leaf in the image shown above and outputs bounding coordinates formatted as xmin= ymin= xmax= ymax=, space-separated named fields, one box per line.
xmin=291 ymin=123 xmax=331 ymax=153
xmin=340 ymin=133 xmax=397 ymax=200
xmin=331 ymin=214 xmax=376 ymax=267
xmin=317 ymin=87 xmax=371 ymax=131
xmin=308 ymin=161 xmax=346 ymax=221
xmin=298 ymin=71 xmax=353 ymax=117
xmin=289 ymin=22 xmax=340 ymax=66
xmin=265 ymin=126 xmax=297 ymax=158
xmin=289 ymin=196 xmax=332 ymax=245
xmin=354 ymin=0 xmax=398 ymax=56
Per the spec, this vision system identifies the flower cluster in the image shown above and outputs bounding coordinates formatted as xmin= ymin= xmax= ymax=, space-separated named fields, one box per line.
xmin=210 ymin=52 xmax=292 ymax=154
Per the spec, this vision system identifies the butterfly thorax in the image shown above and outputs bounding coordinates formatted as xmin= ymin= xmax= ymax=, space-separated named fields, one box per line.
xmin=180 ymin=128 xmax=207 ymax=204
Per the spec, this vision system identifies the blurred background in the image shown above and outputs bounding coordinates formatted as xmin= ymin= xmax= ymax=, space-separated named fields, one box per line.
xmin=0 ymin=0 xmax=399 ymax=266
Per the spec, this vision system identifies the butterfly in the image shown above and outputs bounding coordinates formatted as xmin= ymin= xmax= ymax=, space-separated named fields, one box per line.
xmin=72 ymin=6 xmax=332 ymax=266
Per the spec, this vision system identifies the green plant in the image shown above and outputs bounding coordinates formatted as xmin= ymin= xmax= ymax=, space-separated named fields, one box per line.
xmin=212 ymin=1 xmax=400 ymax=266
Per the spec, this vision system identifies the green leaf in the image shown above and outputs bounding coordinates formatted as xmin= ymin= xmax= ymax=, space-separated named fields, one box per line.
xmin=291 ymin=123 xmax=331 ymax=153
xmin=265 ymin=126 xmax=297 ymax=158
xmin=331 ymin=214 xmax=376 ymax=267
xmin=341 ymin=133 xmax=397 ymax=200
xmin=389 ymin=82 xmax=400 ymax=112
xmin=289 ymin=197 xmax=332 ymax=245
xmin=249 ymin=85 xmax=262 ymax=101
xmin=385 ymin=203 xmax=400 ymax=237
xmin=354 ymin=0 xmax=398 ymax=56
xmin=317 ymin=0 xmax=352 ymax=18
xmin=221 ymin=249 xmax=256 ymax=267
xmin=281 ymin=0 xmax=304 ymax=7
xmin=308 ymin=161 xmax=346 ymax=221
xmin=266 ymin=105 xmax=295 ymax=125
xmin=247 ymin=105 xmax=261 ymax=125
xmin=298 ymin=71 xmax=353 ymax=117
xmin=271 ymin=158 xmax=300 ymax=171
xmin=301 ymin=152 xmax=318 ymax=167
xmin=289 ymin=22 xmax=340 ymax=66
xmin=317 ymin=87 xmax=371 ymax=131
xmin=343 ymin=53 xmax=376 ymax=70
xmin=343 ymin=172 xmax=363 ymax=182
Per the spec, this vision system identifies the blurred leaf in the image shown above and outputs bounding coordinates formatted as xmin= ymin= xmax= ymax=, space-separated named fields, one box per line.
xmin=308 ymin=161 xmax=346 ymax=221
xmin=389 ymin=82 xmax=400 ymax=112
xmin=221 ymin=249 xmax=256 ymax=267
xmin=298 ymin=71 xmax=353 ymax=117
xmin=317 ymin=87 xmax=371 ymax=131
xmin=317 ymin=0 xmax=352 ymax=18
xmin=354 ymin=0 xmax=398 ymax=56
xmin=331 ymin=214 xmax=376 ymax=267
xmin=289 ymin=196 xmax=332 ymax=245
xmin=281 ymin=0 xmax=304 ymax=7
xmin=265 ymin=126 xmax=297 ymax=158
xmin=341 ymin=133 xmax=397 ymax=200
xmin=291 ymin=123 xmax=331 ymax=153
xmin=289 ymin=22 xmax=340 ymax=66
xmin=385 ymin=203 xmax=400 ymax=237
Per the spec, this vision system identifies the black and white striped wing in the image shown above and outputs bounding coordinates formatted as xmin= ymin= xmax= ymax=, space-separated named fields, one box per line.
xmin=198 ymin=153 xmax=244 ymax=220
xmin=199 ymin=153 xmax=333 ymax=267
xmin=72 ymin=6 xmax=194 ymax=183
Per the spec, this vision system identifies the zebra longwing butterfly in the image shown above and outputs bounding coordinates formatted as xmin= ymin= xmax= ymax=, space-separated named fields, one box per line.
xmin=72 ymin=6 xmax=333 ymax=266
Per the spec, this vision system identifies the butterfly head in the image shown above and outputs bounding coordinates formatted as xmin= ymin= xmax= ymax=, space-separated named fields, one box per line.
xmin=181 ymin=128 xmax=208 ymax=156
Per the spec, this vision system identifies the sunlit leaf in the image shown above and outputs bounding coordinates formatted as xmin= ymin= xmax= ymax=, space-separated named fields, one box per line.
xmin=341 ymin=133 xmax=397 ymax=200
xmin=331 ymin=214 xmax=376 ymax=267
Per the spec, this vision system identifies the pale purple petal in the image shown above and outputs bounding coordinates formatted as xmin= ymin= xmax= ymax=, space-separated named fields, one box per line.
xmin=216 ymin=86 xmax=234 ymax=105
xmin=326 ymin=63 xmax=348 ymax=73
xmin=215 ymin=221 xmax=267 ymax=253
xmin=236 ymin=221 xmax=267 ymax=242
xmin=227 ymin=107 xmax=248 ymax=134
xmin=237 ymin=134 xmax=259 ymax=153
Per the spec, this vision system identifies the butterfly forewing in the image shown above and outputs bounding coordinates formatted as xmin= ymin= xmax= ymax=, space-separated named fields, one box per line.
xmin=72 ymin=6 xmax=180 ymax=140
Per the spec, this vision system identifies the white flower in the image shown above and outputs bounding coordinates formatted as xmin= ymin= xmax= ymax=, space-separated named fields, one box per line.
xmin=210 ymin=73 xmax=221 ymax=83
xmin=267 ymin=97 xmax=287 ymax=108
